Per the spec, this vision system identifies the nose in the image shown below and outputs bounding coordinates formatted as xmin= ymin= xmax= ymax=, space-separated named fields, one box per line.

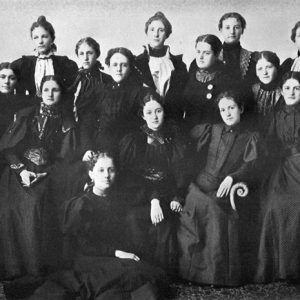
xmin=117 ymin=64 xmax=122 ymax=72
xmin=263 ymin=68 xmax=268 ymax=75
xmin=199 ymin=52 xmax=204 ymax=59
xmin=104 ymin=170 xmax=109 ymax=178
xmin=84 ymin=53 xmax=89 ymax=61
xmin=154 ymin=30 xmax=159 ymax=37
xmin=230 ymin=27 xmax=235 ymax=34
xmin=4 ymin=77 xmax=9 ymax=84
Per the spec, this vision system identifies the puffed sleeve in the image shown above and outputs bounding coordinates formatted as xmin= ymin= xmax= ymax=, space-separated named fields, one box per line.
xmin=228 ymin=132 xmax=261 ymax=183
xmin=190 ymin=123 xmax=212 ymax=152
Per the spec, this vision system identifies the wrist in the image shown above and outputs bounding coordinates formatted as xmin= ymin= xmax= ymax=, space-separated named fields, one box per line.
xmin=151 ymin=199 xmax=160 ymax=205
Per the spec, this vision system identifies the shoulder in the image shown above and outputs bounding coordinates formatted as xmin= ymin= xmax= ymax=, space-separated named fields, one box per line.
xmin=53 ymin=55 xmax=78 ymax=68
xmin=15 ymin=105 xmax=37 ymax=119
xmin=11 ymin=56 xmax=36 ymax=69
xmin=100 ymin=71 xmax=112 ymax=84
xmin=170 ymin=52 xmax=186 ymax=69
xmin=190 ymin=123 xmax=212 ymax=139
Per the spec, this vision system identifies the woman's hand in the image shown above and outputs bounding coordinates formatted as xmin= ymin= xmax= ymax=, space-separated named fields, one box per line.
xmin=20 ymin=170 xmax=37 ymax=187
xmin=216 ymin=176 xmax=233 ymax=198
xmin=151 ymin=199 xmax=164 ymax=225
xmin=30 ymin=172 xmax=47 ymax=185
xmin=170 ymin=200 xmax=182 ymax=212
xmin=82 ymin=150 xmax=94 ymax=162
xmin=115 ymin=250 xmax=140 ymax=261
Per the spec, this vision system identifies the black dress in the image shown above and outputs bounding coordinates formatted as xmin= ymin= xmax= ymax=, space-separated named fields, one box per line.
xmin=79 ymin=75 xmax=142 ymax=152
xmin=135 ymin=45 xmax=188 ymax=121
xmin=119 ymin=124 xmax=186 ymax=274
xmin=70 ymin=63 xmax=111 ymax=122
xmin=177 ymin=123 xmax=260 ymax=286
xmin=280 ymin=51 xmax=300 ymax=75
xmin=0 ymin=104 xmax=77 ymax=279
xmin=11 ymin=55 xmax=78 ymax=96
xmin=183 ymin=59 xmax=232 ymax=130
xmin=256 ymin=103 xmax=300 ymax=283
xmin=29 ymin=190 xmax=169 ymax=300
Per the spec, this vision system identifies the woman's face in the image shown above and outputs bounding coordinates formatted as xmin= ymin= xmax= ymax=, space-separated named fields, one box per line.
xmin=295 ymin=27 xmax=300 ymax=51
xmin=109 ymin=53 xmax=130 ymax=83
xmin=77 ymin=43 xmax=98 ymax=70
xmin=220 ymin=17 xmax=243 ymax=45
xmin=89 ymin=156 xmax=116 ymax=192
xmin=0 ymin=68 xmax=17 ymax=94
xmin=147 ymin=20 xmax=167 ymax=49
xmin=281 ymin=78 xmax=300 ymax=106
xmin=142 ymin=100 xmax=164 ymax=131
xmin=32 ymin=26 xmax=53 ymax=55
xmin=195 ymin=41 xmax=217 ymax=70
xmin=41 ymin=80 xmax=62 ymax=106
xmin=256 ymin=58 xmax=278 ymax=85
xmin=218 ymin=97 xmax=243 ymax=126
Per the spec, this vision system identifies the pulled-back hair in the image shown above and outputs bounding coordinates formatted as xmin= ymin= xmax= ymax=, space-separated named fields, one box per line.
xmin=290 ymin=21 xmax=300 ymax=43
xmin=86 ymin=151 xmax=117 ymax=171
xmin=138 ymin=88 xmax=165 ymax=116
xmin=105 ymin=47 xmax=135 ymax=68
xmin=195 ymin=34 xmax=223 ymax=56
xmin=257 ymin=51 xmax=280 ymax=70
xmin=218 ymin=12 xmax=246 ymax=32
xmin=0 ymin=62 xmax=20 ymax=81
xmin=40 ymin=75 xmax=65 ymax=93
xmin=281 ymin=71 xmax=300 ymax=88
xmin=216 ymin=90 xmax=244 ymax=109
xmin=30 ymin=16 xmax=57 ymax=52
xmin=75 ymin=37 xmax=100 ymax=58
xmin=145 ymin=11 xmax=172 ymax=38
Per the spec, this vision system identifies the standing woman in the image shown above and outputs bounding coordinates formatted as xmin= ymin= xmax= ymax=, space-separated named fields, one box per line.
xmin=218 ymin=12 xmax=258 ymax=85
xmin=79 ymin=47 xmax=142 ymax=154
xmin=183 ymin=34 xmax=231 ymax=130
xmin=0 ymin=75 xmax=77 ymax=280
xmin=71 ymin=37 xmax=111 ymax=122
xmin=135 ymin=11 xmax=188 ymax=121
xmin=11 ymin=16 xmax=77 ymax=98
xmin=256 ymin=71 xmax=300 ymax=283
xmin=252 ymin=51 xmax=282 ymax=132
xmin=280 ymin=21 xmax=300 ymax=74
xmin=177 ymin=90 xmax=261 ymax=286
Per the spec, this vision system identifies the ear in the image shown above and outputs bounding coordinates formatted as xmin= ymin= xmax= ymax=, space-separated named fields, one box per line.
xmin=88 ymin=170 xmax=94 ymax=181
xmin=142 ymin=115 xmax=146 ymax=121
xmin=240 ymin=105 xmax=244 ymax=114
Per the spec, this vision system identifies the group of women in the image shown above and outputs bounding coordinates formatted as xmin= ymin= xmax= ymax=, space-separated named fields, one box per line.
xmin=0 ymin=10 xmax=300 ymax=300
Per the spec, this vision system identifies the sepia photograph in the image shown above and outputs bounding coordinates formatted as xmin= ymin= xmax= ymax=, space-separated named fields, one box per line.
xmin=0 ymin=0 xmax=300 ymax=299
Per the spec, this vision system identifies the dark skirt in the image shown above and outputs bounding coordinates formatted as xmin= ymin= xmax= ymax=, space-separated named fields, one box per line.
xmin=29 ymin=256 xmax=169 ymax=300
xmin=177 ymin=182 xmax=257 ymax=286
xmin=256 ymin=154 xmax=300 ymax=282
xmin=0 ymin=166 xmax=56 ymax=279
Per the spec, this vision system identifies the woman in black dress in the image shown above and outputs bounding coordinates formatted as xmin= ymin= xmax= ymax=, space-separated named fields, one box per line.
xmin=11 ymin=16 xmax=77 ymax=99
xmin=0 ymin=75 xmax=77 ymax=280
xmin=183 ymin=34 xmax=231 ymax=130
xmin=135 ymin=11 xmax=188 ymax=121
xmin=70 ymin=37 xmax=111 ymax=122
xmin=80 ymin=47 xmax=142 ymax=155
xmin=256 ymin=71 xmax=300 ymax=283
xmin=218 ymin=12 xmax=258 ymax=85
xmin=30 ymin=151 xmax=169 ymax=300
xmin=252 ymin=51 xmax=282 ymax=133
xmin=119 ymin=90 xmax=186 ymax=275
xmin=280 ymin=21 xmax=300 ymax=74
xmin=177 ymin=90 xmax=261 ymax=286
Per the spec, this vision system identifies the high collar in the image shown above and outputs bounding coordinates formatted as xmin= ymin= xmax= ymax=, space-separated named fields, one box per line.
xmin=147 ymin=45 xmax=168 ymax=57
xmin=223 ymin=122 xmax=242 ymax=133
xmin=39 ymin=102 xmax=61 ymax=118
xmin=223 ymin=42 xmax=242 ymax=51
xmin=282 ymin=102 xmax=300 ymax=115
xmin=260 ymin=80 xmax=279 ymax=92
xmin=36 ymin=51 xmax=55 ymax=59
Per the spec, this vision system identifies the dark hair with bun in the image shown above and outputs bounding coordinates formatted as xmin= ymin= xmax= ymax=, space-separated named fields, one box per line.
xmin=145 ymin=11 xmax=172 ymax=38
xmin=30 ymin=16 xmax=57 ymax=52
xmin=195 ymin=34 xmax=223 ymax=56
xmin=216 ymin=90 xmax=244 ymax=109
xmin=0 ymin=62 xmax=20 ymax=81
xmin=257 ymin=51 xmax=280 ymax=70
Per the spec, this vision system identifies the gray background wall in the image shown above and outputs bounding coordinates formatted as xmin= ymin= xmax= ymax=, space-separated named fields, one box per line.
xmin=0 ymin=0 xmax=299 ymax=71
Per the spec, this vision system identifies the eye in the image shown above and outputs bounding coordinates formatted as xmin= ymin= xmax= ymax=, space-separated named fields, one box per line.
xmin=9 ymin=76 xmax=16 ymax=81
xmin=0 ymin=75 xmax=6 ymax=79
xmin=295 ymin=86 xmax=300 ymax=91
xmin=220 ymin=108 xmax=225 ymax=112
xmin=43 ymin=88 xmax=49 ymax=92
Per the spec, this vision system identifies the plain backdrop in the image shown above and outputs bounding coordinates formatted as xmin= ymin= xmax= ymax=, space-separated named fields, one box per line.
xmin=0 ymin=0 xmax=299 ymax=72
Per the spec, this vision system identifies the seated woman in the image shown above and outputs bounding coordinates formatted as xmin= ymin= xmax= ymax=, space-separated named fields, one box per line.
xmin=218 ymin=12 xmax=258 ymax=85
xmin=0 ymin=75 xmax=77 ymax=280
xmin=252 ymin=51 xmax=282 ymax=132
xmin=183 ymin=34 xmax=231 ymax=130
xmin=29 ymin=151 xmax=169 ymax=300
xmin=280 ymin=21 xmax=300 ymax=74
xmin=119 ymin=90 xmax=186 ymax=276
xmin=135 ymin=11 xmax=187 ymax=121
xmin=177 ymin=90 xmax=261 ymax=286
xmin=70 ymin=37 xmax=111 ymax=122
xmin=256 ymin=71 xmax=300 ymax=283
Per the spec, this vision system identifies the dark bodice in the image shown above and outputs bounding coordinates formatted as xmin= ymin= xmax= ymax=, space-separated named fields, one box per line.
xmin=280 ymin=51 xmax=300 ymax=75
xmin=220 ymin=42 xmax=258 ymax=85
xmin=11 ymin=55 xmax=78 ymax=95
xmin=72 ymin=65 xmax=112 ymax=121
xmin=269 ymin=104 xmax=300 ymax=156
xmin=191 ymin=123 xmax=259 ymax=192
xmin=183 ymin=60 xmax=231 ymax=129
xmin=119 ymin=124 xmax=186 ymax=203
xmin=0 ymin=105 xmax=76 ymax=172
xmin=63 ymin=191 xmax=124 ymax=258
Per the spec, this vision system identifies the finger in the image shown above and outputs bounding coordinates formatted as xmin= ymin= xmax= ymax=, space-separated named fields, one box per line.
xmin=135 ymin=256 xmax=140 ymax=261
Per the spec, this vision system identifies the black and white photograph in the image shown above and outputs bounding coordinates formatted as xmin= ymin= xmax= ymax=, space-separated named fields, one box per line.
xmin=0 ymin=0 xmax=300 ymax=299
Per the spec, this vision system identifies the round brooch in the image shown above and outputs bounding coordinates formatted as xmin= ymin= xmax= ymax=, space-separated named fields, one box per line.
xmin=207 ymin=84 xmax=213 ymax=90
